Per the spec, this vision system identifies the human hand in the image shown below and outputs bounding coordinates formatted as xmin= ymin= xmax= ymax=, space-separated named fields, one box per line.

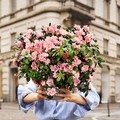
xmin=55 ymin=88 xmax=74 ymax=102
xmin=37 ymin=85 xmax=48 ymax=100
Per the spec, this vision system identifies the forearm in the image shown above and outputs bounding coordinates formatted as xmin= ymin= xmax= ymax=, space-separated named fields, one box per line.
xmin=23 ymin=93 xmax=39 ymax=103
xmin=71 ymin=94 xmax=87 ymax=105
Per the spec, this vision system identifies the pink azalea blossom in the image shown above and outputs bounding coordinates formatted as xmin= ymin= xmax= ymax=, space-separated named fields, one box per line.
xmin=60 ymin=63 xmax=70 ymax=72
xmin=15 ymin=52 xmax=19 ymax=57
xmin=47 ymin=88 xmax=56 ymax=96
xmin=81 ymin=65 xmax=89 ymax=72
xmin=75 ymin=30 xmax=84 ymax=37
xmin=85 ymin=33 xmax=94 ymax=43
xmin=31 ymin=62 xmax=38 ymax=71
xmin=31 ymin=51 xmax=38 ymax=60
xmin=49 ymin=36 xmax=59 ymax=45
xmin=73 ymin=78 xmax=80 ymax=86
xmin=59 ymin=36 xmax=64 ymax=46
xmin=34 ymin=40 xmax=43 ymax=53
xmin=59 ymin=29 xmax=68 ymax=36
xmin=21 ymin=49 xmax=30 ymax=55
xmin=74 ymin=24 xmax=81 ymax=31
xmin=36 ymin=32 xmax=43 ymax=39
xmin=46 ymin=78 xmax=54 ymax=86
xmin=83 ymin=25 xmax=89 ymax=31
xmin=90 ymin=63 xmax=96 ymax=71
xmin=13 ymin=58 xmax=18 ymax=66
xmin=41 ymin=80 xmax=46 ymax=86
xmin=16 ymin=41 xmax=23 ymax=48
xmin=25 ymin=42 xmax=34 ymax=52
xmin=24 ymin=37 xmax=30 ymax=43
xmin=38 ymin=53 xmax=49 ymax=63
xmin=43 ymin=37 xmax=55 ymax=52
xmin=53 ymin=72 xmax=58 ymax=78
xmin=45 ymin=59 xmax=50 ymax=65
xmin=72 ymin=56 xmax=81 ymax=67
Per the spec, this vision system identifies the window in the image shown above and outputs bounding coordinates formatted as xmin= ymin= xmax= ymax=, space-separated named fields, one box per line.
xmin=104 ymin=0 xmax=110 ymax=25
xmin=28 ymin=26 xmax=36 ymax=31
xmin=103 ymin=39 xmax=109 ymax=55
xmin=117 ymin=43 xmax=120 ymax=58
xmin=10 ymin=0 xmax=16 ymax=18
xmin=11 ymin=33 xmax=16 ymax=50
xmin=28 ymin=0 xmax=34 ymax=12
xmin=0 ymin=37 xmax=1 ymax=52
xmin=118 ymin=6 xmax=120 ymax=29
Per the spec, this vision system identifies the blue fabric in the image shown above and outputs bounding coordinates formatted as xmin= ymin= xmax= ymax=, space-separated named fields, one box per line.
xmin=18 ymin=80 xmax=100 ymax=120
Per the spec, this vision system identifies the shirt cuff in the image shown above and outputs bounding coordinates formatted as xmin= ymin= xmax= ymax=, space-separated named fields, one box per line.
xmin=79 ymin=89 xmax=100 ymax=110
xmin=18 ymin=85 xmax=34 ymax=113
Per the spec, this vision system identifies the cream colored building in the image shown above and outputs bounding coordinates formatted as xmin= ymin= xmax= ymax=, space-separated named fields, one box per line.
xmin=0 ymin=0 xmax=120 ymax=103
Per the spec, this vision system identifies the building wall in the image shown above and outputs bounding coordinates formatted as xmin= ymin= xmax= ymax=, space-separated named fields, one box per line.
xmin=0 ymin=0 xmax=120 ymax=102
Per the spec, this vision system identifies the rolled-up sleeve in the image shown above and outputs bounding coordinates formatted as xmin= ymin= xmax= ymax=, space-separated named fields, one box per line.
xmin=73 ymin=83 xmax=100 ymax=118
xmin=79 ymin=83 xmax=100 ymax=110
xmin=17 ymin=80 xmax=37 ymax=113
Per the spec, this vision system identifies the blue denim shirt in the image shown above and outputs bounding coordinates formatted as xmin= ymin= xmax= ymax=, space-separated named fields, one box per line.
xmin=18 ymin=80 xmax=100 ymax=120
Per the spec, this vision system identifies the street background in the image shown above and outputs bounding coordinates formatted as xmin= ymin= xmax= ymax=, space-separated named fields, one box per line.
xmin=0 ymin=102 xmax=120 ymax=120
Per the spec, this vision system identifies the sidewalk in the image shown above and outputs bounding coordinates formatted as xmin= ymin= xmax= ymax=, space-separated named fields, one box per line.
xmin=0 ymin=102 xmax=120 ymax=120
xmin=81 ymin=103 xmax=120 ymax=120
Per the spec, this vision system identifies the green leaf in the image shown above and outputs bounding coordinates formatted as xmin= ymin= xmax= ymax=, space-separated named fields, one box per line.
xmin=88 ymin=59 xmax=93 ymax=66
xmin=67 ymin=76 xmax=73 ymax=85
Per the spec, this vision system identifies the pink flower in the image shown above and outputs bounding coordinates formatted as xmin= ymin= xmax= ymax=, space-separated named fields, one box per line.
xmin=53 ymin=72 xmax=58 ymax=78
xmin=15 ymin=52 xmax=19 ymax=57
xmin=21 ymin=49 xmax=30 ymax=55
xmin=24 ymin=37 xmax=30 ymax=43
xmin=46 ymin=78 xmax=54 ymax=86
xmin=90 ymin=63 xmax=96 ymax=71
xmin=72 ymin=56 xmax=81 ymax=67
xmin=72 ymin=71 xmax=80 ymax=79
xmin=75 ymin=30 xmax=84 ymax=37
xmin=45 ymin=58 xmax=50 ymax=65
xmin=41 ymin=80 xmax=46 ymax=86
xmin=36 ymin=32 xmax=43 ymax=39
xmin=38 ymin=53 xmax=49 ymax=63
xmin=59 ymin=29 xmax=68 ymax=36
xmin=31 ymin=62 xmax=38 ymax=71
xmin=50 ymin=65 xmax=59 ymax=72
xmin=73 ymin=78 xmax=80 ymax=86
xmin=60 ymin=63 xmax=69 ymax=72
xmin=43 ymin=37 xmax=55 ymax=52
xmin=16 ymin=41 xmax=23 ymax=48
xmin=59 ymin=36 xmax=64 ymax=46
xmin=84 ymin=33 xmax=93 ymax=43
xmin=81 ymin=65 xmax=89 ymax=72
xmin=74 ymin=24 xmax=81 ymax=31
xmin=13 ymin=58 xmax=18 ymax=66
xmin=34 ymin=40 xmax=43 ymax=53
xmin=49 ymin=36 xmax=59 ymax=45
xmin=31 ymin=51 xmax=38 ymax=60
xmin=25 ymin=42 xmax=33 ymax=52
xmin=83 ymin=25 xmax=89 ymax=31
xmin=26 ymin=29 xmax=33 ymax=34
xmin=47 ymin=88 xmax=56 ymax=96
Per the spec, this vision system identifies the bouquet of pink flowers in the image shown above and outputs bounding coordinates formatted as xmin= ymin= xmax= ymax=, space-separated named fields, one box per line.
xmin=13 ymin=24 xmax=104 ymax=98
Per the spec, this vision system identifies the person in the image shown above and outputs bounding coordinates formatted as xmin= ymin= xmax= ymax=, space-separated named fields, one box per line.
xmin=18 ymin=79 xmax=100 ymax=120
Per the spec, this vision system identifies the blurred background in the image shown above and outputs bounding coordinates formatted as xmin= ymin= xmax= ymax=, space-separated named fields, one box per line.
xmin=0 ymin=0 xmax=120 ymax=120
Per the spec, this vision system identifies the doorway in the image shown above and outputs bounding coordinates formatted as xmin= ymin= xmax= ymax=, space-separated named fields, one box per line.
xmin=10 ymin=68 xmax=18 ymax=102
xmin=101 ymin=65 xmax=110 ymax=103
xmin=115 ymin=68 xmax=120 ymax=102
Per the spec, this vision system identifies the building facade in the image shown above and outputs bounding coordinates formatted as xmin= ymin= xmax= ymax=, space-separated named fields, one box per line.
xmin=0 ymin=0 xmax=120 ymax=103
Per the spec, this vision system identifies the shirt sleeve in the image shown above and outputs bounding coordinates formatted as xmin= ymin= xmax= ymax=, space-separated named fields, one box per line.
xmin=73 ymin=83 xmax=100 ymax=117
xmin=79 ymin=83 xmax=100 ymax=110
xmin=17 ymin=80 xmax=37 ymax=113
